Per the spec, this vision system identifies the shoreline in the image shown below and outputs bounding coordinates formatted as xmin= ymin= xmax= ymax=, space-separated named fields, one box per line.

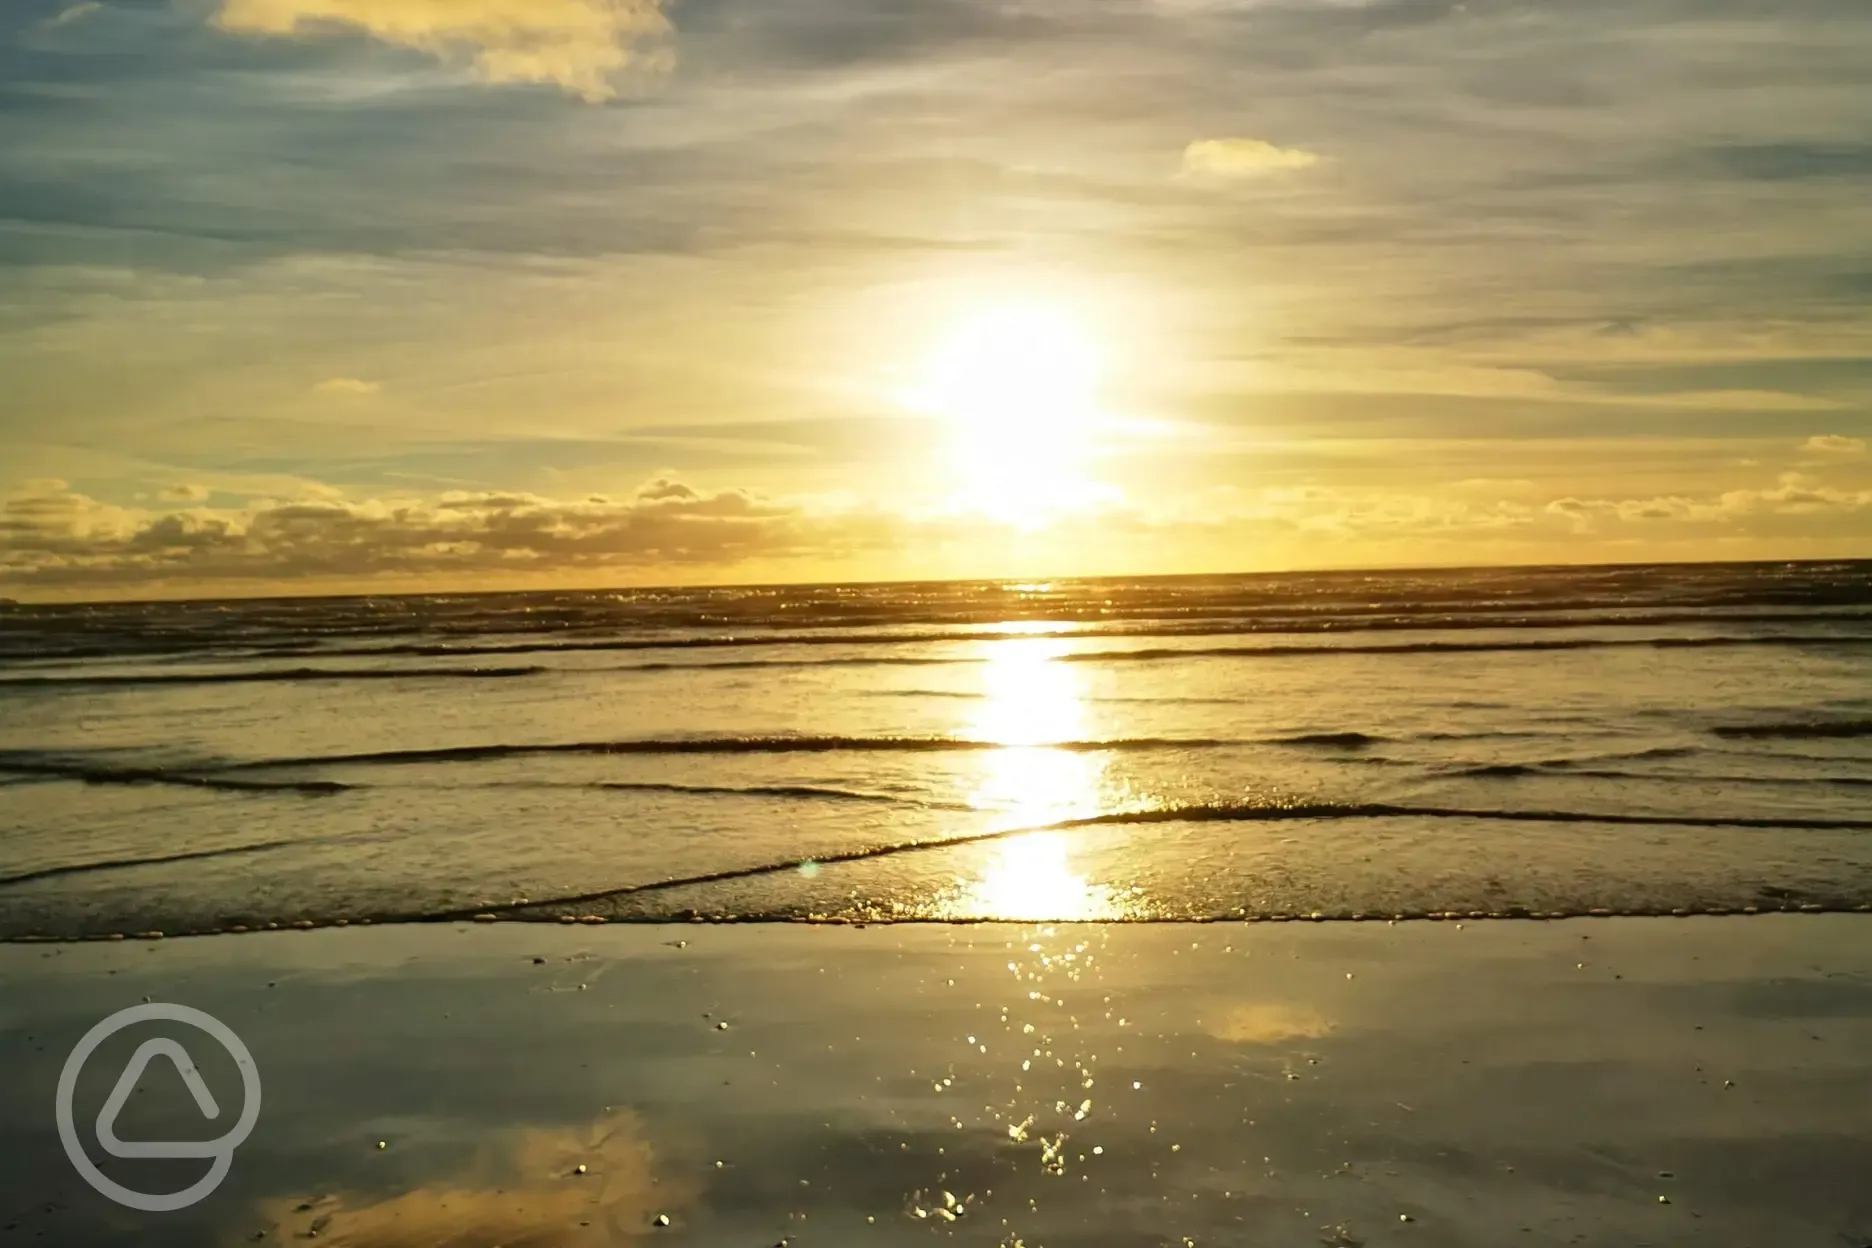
xmin=9 ymin=902 xmax=1872 ymax=945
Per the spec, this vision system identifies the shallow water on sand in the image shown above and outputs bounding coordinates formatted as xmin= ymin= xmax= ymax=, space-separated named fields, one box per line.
xmin=2 ymin=562 xmax=1870 ymax=938
xmin=3 ymin=920 xmax=1871 ymax=1247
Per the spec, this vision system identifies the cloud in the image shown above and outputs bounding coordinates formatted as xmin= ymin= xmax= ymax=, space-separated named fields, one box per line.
xmin=1545 ymin=474 xmax=1872 ymax=531
xmin=1802 ymin=434 xmax=1868 ymax=456
xmin=160 ymin=483 xmax=211 ymax=502
xmin=1718 ymin=474 xmax=1872 ymax=517
xmin=1543 ymin=495 xmax=1718 ymax=527
xmin=7 ymin=463 xmax=1872 ymax=595
xmin=212 ymin=0 xmax=672 ymax=102
xmin=1632 ymin=390 xmax=1843 ymax=413
xmin=313 ymin=377 xmax=382 ymax=396
xmin=0 ymin=476 xmax=876 ymax=588
xmin=1180 ymin=138 xmax=1319 ymax=180
xmin=43 ymin=2 xmax=102 ymax=28
xmin=9 ymin=478 xmax=71 ymax=497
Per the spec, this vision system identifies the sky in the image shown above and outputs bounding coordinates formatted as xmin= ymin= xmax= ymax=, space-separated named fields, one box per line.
xmin=1 ymin=0 xmax=1869 ymax=600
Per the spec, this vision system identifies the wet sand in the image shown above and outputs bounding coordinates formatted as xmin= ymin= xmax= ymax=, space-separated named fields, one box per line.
xmin=3 ymin=917 xmax=1870 ymax=1246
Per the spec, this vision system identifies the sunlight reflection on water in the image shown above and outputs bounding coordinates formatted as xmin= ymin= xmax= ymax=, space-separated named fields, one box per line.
xmin=937 ymin=637 xmax=1136 ymax=921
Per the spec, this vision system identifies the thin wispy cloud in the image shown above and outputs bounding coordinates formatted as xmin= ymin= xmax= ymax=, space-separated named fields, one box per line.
xmin=43 ymin=1 xmax=101 ymax=28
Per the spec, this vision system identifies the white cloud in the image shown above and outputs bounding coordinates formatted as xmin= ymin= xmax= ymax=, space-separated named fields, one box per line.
xmin=212 ymin=0 xmax=672 ymax=102
xmin=1180 ymin=138 xmax=1319 ymax=180
xmin=1802 ymin=434 xmax=1868 ymax=456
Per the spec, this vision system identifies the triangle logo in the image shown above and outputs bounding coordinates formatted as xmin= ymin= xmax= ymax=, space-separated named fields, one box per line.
xmin=95 ymin=1038 xmax=224 ymax=1160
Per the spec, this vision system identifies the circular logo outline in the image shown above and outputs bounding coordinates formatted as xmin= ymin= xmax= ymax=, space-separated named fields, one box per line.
xmin=56 ymin=1003 xmax=262 ymax=1213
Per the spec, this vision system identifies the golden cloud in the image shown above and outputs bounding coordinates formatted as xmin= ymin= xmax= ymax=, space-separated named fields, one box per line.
xmin=7 ymin=467 xmax=1870 ymax=597
xmin=1180 ymin=137 xmax=1319 ymax=180
xmin=213 ymin=0 xmax=672 ymax=101
xmin=1803 ymin=434 xmax=1868 ymax=456
xmin=0 ymin=477 xmax=834 ymax=589
xmin=313 ymin=376 xmax=381 ymax=395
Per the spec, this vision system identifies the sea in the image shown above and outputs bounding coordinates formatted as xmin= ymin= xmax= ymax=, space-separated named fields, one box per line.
xmin=2 ymin=561 xmax=1869 ymax=940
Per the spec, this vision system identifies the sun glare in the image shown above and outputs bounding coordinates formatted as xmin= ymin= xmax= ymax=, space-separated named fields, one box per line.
xmin=907 ymin=302 xmax=1112 ymax=527
xmin=923 ymin=303 xmax=1102 ymax=436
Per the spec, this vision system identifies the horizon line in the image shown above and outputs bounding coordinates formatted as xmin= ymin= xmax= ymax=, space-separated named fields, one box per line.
xmin=4 ymin=553 xmax=1867 ymax=610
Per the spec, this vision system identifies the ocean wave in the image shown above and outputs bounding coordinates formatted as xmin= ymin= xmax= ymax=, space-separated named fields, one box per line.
xmin=0 ymin=665 xmax=548 ymax=689
xmin=1434 ymin=746 xmax=1707 ymax=772
xmin=609 ymin=633 xmax=1872 ymax=673
xmin=9 ymin=630 xmax=1868 ymax=681
xmin=1058 ymin=635 xmax=1872 ymax=665
xmin=1446 ymin=763 xmax=1545 ymax=778
xmin=181 ymin=610 xmax=1872 ymax=659
xmin=589 ymin=780 xmax=972 ymax=808
xmin=206 ymin=735 xmax=1235 ymax=772
xmin=9 ymin=607 xmax=1872 ymax=668
xmin=418 ymin=799 xmax=1872 ymax=922
xmin=1711 ymin=719 xmax=1872 ymax=741
xmin=1567 ymin=768 xmax=1872 ymax=787
xmin=1446 ymin=762 xmax=1872 ymax=787
xmin=0 ymin=839 xmax=306 ymax=889
xmin=1065 ymin=801 xmax=1872 ymax=832
xmin=1266 ymin=732 xmax=1389 ymax=748
xmin=7 ymin=790 xmax=1871 ymax=936
xmin=1568 ymin=745 xmax=1705 ymax=763
xmin=0 ymin=755 xmax=351 ymax=794
xmin=623 ymin=656 xmax=955 ymax=671
xmin=6 ymin=560 xmax=1871 ymax=662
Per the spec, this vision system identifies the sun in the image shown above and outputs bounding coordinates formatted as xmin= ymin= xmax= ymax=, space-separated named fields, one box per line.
xmin=921 ymin=303 xmax=1102 ymax=435
xmin=906 ymin=302 xmax=1111 ymax=525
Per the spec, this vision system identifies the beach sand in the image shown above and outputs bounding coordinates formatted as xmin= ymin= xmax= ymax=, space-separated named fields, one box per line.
xmin=3 ymin=917 xmax=1870 ymax=1247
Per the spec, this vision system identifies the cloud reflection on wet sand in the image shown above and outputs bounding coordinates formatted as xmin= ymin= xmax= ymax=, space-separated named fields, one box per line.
xmin=251 ymin=1111 xmax=688 ymax=1247
xmin=1207 ymin=1002 xmax=1336 ymax=1045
